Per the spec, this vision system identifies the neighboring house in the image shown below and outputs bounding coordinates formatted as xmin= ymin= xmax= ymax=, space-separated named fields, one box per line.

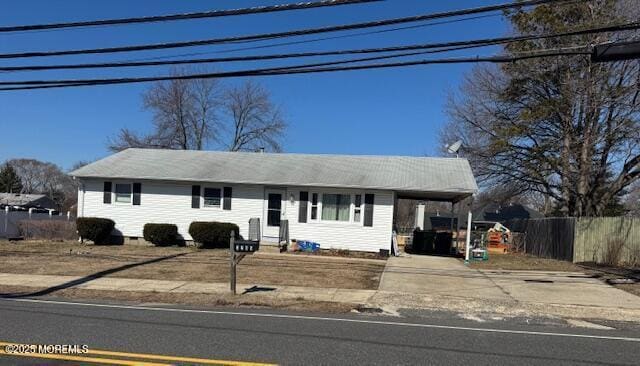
xmin=423 ymin=212 xmax=458 ymax=231
xmin=0 ymin=192 xmax=57 ymax=211
xmin=472 ymin=202 xmax=544 ymax=225
xmin=71 ymin=148 xmax=478 ymax=253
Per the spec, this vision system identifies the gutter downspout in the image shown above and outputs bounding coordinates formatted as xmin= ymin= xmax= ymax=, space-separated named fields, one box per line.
xmin=80 ymin=180 xmax=85 ymax=218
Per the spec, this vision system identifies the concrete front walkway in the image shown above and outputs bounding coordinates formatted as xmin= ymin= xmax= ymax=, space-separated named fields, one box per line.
xmin=378 ymin=254 xmax=640 ymax=309
xmin=0 ymin=273 xmax=376 ymax=304
xmin=1 ymin=267 xmax=640 ymax=322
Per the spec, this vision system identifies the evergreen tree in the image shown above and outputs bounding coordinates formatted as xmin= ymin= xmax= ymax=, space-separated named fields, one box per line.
xmin=0 ymin=162 xmax=23 ymax=193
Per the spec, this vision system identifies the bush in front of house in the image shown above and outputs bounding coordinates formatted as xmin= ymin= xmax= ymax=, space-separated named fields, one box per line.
xmin=188 ymin=221 xmax=240 ymax=248
xmin=143 ymin=223 xmax=178 ymax=246
xmin=76 ymin=217 xmax=115 ymax=244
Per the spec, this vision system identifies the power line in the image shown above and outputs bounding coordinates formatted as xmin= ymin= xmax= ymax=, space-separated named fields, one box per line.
xmin=1 ymin=20 xmax=636 ymax=73
xmin=0 ymin=50 xmax=473 ymax=86
xmin=0 ymin=0 xmax=381 ymax=33
xmin=0 ymin=46 xmax=592 ymax=91
xmin=0 ymin=13 xmax=503 ymax=70
xmin=118 ymin=12 xmax=503 ymax=63
xmin=0 ymin=45 xmax=482 ymax=72
xmin=0 ymin=0 xmax=571 ymax=59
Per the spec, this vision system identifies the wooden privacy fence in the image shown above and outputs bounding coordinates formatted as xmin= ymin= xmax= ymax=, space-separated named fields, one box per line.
xmin=574 ymin=217 xmax=640 ymax=266
xmin=506 ymin=217 xmax=575 ymax=261
xmin=506 ymin=216 xmax=640 ymax=266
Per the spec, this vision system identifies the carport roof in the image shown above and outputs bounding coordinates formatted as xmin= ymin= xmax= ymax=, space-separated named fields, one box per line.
xmin=71 ymin=148 xmax=478 ymax=197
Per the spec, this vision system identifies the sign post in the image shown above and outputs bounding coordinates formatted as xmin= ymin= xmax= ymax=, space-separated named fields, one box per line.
xmin=230 ymin=231 xmax=237 ymax=294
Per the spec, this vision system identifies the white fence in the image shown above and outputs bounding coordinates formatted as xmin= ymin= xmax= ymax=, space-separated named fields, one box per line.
xmin=1 ymin=208 xmax=73 ymax=238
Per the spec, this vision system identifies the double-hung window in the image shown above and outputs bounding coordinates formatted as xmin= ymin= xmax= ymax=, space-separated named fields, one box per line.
xmin=321 ymin=194 xmax=351 ymax=222
xmin=114 ymin=183 xmax=132 ymax=203
xmin=203 ymin=188 xmax=221 ymax=207
xmin=353 ymin=194 xmax=362 ymax=222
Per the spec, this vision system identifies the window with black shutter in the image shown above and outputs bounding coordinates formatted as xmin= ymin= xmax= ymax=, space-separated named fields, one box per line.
xmin=364 ymin=194 xmax=374 ymax=227
xmin=103 ymin=182 xmax=112 ymax=204
xmin=298 ymin=191 xmax=308 ymax=223
xmin=191 ymin=185 xmax=200 ymax=208
xmin=132 ymin=183 xmax=141 ymax=205
xmin=223 ymin=187 xmax=232 ymax=210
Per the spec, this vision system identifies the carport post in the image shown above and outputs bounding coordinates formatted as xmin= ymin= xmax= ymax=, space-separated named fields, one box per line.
xmin=464 ymin=211 xmax=472 ymax=263
xmin=449 ymin=201 xmax=455 ymax=234
xmin=455 ymin=200 xmax=462 ymax=250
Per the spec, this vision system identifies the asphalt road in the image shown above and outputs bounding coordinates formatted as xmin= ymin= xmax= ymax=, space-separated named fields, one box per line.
xmin=0 ymin=297 xmax=639 ymax=365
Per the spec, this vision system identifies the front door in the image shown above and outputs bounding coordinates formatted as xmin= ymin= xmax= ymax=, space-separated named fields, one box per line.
xmin=264 ymin=189 xmax=285 ymax=239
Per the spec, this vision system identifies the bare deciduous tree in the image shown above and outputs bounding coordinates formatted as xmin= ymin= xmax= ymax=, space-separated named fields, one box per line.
xmin=625 ymin=182 xmax=640 ymax=217
xmin=7 ymin=158 xmax=77 ymax=211
xmin=439 ymin=1 xmax=640 ymax=217
xmin=224 ymin=81 xmax=286 ymax=152
xmin=109 ymin=69 xmax=222 ymax=151
xmin=109 ymin=69 xmax=285 ymax=152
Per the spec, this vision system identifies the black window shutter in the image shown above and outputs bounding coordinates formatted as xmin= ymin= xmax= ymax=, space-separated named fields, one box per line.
xmin=364 ymin=194 xmax=374 ymax=227
xmin=103 ymin=182 xmax=112 ymax=204
xmin=191 ymin=185 xmax=200 ymax=209
xmin=298 ymin=191 xmax=308 ymax=223
xmin=132 ymin=183 xmax=141 ymax=205
xmin=223 ymin=187 xmax=232 ymax=210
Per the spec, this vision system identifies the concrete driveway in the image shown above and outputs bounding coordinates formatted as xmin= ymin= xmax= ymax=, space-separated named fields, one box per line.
xmin=379 ymin=254 xmax=640 ymax=309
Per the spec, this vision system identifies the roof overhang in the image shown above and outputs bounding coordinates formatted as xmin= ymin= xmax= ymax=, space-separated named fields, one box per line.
xmin=395 ymin=190 xmax=475 ymax=203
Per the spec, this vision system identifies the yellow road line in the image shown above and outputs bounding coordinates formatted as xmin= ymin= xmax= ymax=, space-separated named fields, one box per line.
xmin=0 ymin=349 xmax=170 ymax=366
xmin=0 ymin=341 xmax=277 ymax=366
xmin=87 ymin=349 xmax=277 ymax=366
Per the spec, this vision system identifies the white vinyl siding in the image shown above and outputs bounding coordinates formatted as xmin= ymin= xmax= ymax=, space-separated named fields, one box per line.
xmin=79 ymin=179 xmax=394 ymax=252
xmin=80 ymin=179 xmax=262 ymax=241
xmin=286 ymin=188 xmax=394 ymax=252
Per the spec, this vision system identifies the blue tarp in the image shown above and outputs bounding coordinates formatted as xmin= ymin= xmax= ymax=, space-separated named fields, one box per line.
xmin=297 ymin=240 xmax=320 ymax=252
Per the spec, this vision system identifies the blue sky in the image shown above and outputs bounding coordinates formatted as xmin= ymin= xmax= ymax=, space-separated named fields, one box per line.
xmin=0 ymin=0 xmax=508 ymax=170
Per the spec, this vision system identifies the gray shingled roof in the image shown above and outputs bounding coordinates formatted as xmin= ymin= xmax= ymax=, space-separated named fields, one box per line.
xmin=0 ymin=193 xmax=49 ymax=207
xmin=71 ymin=148 xmax=477 ymax=197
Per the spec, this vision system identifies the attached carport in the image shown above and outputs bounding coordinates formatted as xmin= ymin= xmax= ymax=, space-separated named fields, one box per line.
xmin=392 ymin=158 xmax=478 ymax=256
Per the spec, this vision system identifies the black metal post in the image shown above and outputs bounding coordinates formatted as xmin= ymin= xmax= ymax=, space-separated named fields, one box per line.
xmin=230 ymin=230 xmax=236 ymax=295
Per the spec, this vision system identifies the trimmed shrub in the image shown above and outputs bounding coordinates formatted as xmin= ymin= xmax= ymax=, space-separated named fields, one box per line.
xmin=76 ymin=217 xmax=115 ymax=244
xmin=189 ymin=221 xmax=240 ymax=248
xmin=143 ymin=223 xmax=178 ymax=246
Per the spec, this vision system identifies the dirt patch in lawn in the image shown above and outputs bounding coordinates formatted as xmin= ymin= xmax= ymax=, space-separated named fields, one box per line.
xmin=614 ymin=284 xmax=640 ymax=297
xmin=288 ymin=248 xmax=388 ymax=260
xmin=466 ymin=252 xmax=584 ymax=272
xmin=0 ymin=285 xmax=357 ymax=313
xmin=0 ymin=241 xmax=385 ymax=290
xmin=577 ymin=264 xmax=640 ymax=297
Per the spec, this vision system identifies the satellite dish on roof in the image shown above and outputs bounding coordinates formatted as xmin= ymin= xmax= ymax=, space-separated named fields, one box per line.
xmin=446 ymin=140 xmax=463 ymax=157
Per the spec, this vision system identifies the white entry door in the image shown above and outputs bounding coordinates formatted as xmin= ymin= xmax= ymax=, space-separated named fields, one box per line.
xmin=264 ymin=189 xmax=286 ymax=239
